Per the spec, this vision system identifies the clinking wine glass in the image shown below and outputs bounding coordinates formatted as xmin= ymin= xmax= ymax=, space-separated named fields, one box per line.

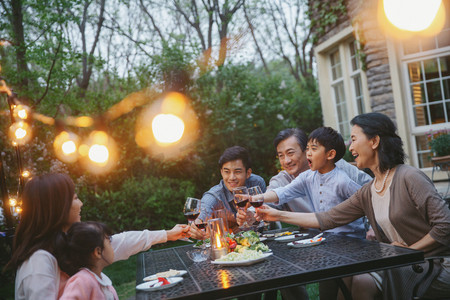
xmin=248 ymin=186 xmax=264 ymax=230
xmin=232 ymin=186 xmax=251 ymax=230
xmin=183 ymin=197 xmax=201 ymax=226
xmin=248 ymin=186 xmax=264 ymax=208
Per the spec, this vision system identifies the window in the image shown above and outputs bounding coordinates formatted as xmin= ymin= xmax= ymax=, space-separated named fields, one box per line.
xmin=349 ymin=41 xmax=366 ymax=115
xmin=402 ymin=4 xmax=450 ymax=168
xmin=330 ymin=49 xmax=350 ymax=139
xmin=329 ymin=40 xmax=366 ymax=140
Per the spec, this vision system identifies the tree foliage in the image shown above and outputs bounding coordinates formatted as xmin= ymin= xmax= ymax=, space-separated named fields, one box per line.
xmin=0 ymin=0 xmax=322 ymax=232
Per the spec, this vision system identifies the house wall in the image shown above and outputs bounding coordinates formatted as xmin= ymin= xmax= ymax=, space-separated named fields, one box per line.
xmin=310 ymin=0 xmax=420 ymax=168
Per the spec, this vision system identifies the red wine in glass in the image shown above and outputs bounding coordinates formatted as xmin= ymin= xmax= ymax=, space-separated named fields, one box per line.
xmin=236 ymin=199 xmax=249 ymax=208
xmin=184 ymin=211 xmax=200 ymax=222
xmin=196 ymin=222 xmax=207 ymax=230
xmin=250 ymin=199 xmax=264 ymax=207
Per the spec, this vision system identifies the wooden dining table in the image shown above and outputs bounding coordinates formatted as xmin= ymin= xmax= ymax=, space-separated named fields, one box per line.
xmin=134 ymin=229 xmax=424 ymax=300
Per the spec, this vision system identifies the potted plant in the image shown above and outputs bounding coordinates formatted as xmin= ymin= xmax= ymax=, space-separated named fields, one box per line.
xmin=429 ymin=131 xmax=450 ymax=157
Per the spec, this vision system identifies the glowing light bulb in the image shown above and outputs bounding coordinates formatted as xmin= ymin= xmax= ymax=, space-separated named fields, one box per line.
xmin=54 ymin=131 xmax=80 ymax=163
xmin=62 ymin=140 xmax=77 ymax=154
xmin=15 ymin=127 xmax=27 ymax=139
xmin=13 ymin=104 xmax=31 ymax=120
xmin=22 ymin=170 xmax=30 ymax=178
xmin=9 ymin=198 xmax=17 ymax=207
xmin=80 ymin=130 xmax=118 ymax=174
xmin=88 ymin=144 xmax=109 ymax=164
xmin=9 ymin=121 xmax=32 ymax=145
xmin=15 ymin=207 xmax=22 ymax=214
xmin=383 ymin=0 xmax=442 ymax=31
xmin=152 ymin=114 xmax=185 ymax=144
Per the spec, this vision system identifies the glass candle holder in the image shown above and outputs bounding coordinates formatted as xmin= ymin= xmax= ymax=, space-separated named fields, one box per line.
xmin=208 ymin=218 xmax=229 ymax=260
xmin=213 ymin=209 xmax=230 ymax=233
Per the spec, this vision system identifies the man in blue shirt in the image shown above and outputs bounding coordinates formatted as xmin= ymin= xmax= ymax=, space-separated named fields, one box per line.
xmin=191 ymin=146 xmax=266 ymax=239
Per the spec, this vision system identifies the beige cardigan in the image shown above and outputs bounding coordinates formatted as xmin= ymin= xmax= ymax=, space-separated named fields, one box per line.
xmin=316 ymin=164 xmax=450 ymax=256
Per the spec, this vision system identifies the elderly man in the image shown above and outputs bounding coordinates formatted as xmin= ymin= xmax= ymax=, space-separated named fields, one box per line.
xmin=269 ymin=128 xmax=372 ymax=213
xmin=239 ymin=128 xmax=373 ymax=300
xmin=190 ymin=145 xmax=266 ymax=240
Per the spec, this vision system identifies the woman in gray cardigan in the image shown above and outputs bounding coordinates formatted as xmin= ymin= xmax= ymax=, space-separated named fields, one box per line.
xmin=252 ymin=113 xmax=450 ymax=299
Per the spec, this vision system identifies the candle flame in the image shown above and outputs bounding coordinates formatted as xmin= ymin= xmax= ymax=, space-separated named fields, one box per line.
xmin=215 ymin=233 xmax=222 ymax=248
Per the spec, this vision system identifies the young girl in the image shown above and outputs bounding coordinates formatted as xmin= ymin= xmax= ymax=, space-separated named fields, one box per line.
xmin=56 ymin=221 xmax=118 ymax=300
xmin=6 ymin=173 xmax=190 ymax=300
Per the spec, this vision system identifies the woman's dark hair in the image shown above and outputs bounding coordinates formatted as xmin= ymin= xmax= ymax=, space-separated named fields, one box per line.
xmin=5 ymin=173 xmax=75 ymax=271
xmin=351 ymin=113 xmax=405 ymax=172
xmin=218 ymin=146 xmax=252 ymax=170
xmin=308 ymin=127 xmax=346 ymax=162
xmin=55 ymin=221 xmax=112 ymax=276
xmin=273 ymin=128 xmax=308 ymax=152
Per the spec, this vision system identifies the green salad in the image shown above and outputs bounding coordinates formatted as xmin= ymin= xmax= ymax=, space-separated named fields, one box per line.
xmin=194 ymin=238 xmax=210 ymax=247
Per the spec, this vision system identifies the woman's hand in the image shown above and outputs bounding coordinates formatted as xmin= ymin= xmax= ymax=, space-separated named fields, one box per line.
xmin=366 ymin=228 xmax=376 ymax=241
xmin=391 ymin=241 xmax=408 ymax=248
xmin=254 ymin=205 xmax=281 ymax=222
xmin=166 ymin=224 xmax=191 ymax=241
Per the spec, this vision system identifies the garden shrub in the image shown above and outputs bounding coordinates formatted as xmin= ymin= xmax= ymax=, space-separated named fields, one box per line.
xmin=79 ymin=176 xmax=196 ymax=232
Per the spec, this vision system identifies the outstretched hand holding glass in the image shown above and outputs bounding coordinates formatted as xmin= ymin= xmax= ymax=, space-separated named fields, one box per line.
xmin=183 ymin=197 xmax=201 ymax=226
xmin=232 ymin=186 xmax=251 ymax=230
xmin=248 ymin=186 xmax=264 ymax=208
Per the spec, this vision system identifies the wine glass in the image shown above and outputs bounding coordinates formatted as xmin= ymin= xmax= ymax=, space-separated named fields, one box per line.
xmin=232 ymin=186 xmax=251 ymax=230
xmin=248 ymin=186 xmax=264 ymax=230
xmin=183 ymin=197 xmax=201 ymax=226
xmin=248 ymin=186 xmax=264 ymax=208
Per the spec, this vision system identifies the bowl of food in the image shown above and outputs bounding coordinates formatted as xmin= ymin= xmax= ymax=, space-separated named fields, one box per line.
xmin=186 ymin=248 xmax=210 ymax=262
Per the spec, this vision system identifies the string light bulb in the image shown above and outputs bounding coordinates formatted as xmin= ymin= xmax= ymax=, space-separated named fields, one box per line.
xmin=79 ymin=130 xmax=118 ymax=174
xmin=152 ymin=114 xmax=185 ymax=144
xmin=8 ymin=121 xmax=32 ymax=145
xmin=21 ymin=170 xmax=30 ymax=178
xmin=135 ymin=92 xmax=199 ymax=159
xmin=9 ymin=198 xmax=17 ymax=207
xmin=54 ymin=131 xmax=80 ymax=163
xmin=13 ymin=104 xmax=31 ymax=120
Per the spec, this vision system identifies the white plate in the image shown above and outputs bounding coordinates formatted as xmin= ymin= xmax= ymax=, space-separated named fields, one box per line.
xmin=211 ymin=252 xmax=272 ymax=266
xmin=287 ymin=238 xmax=326 ymax=248
xmin=136 ymin=277 xmax=183 ymax=291
xmin=274 ymin=233 xmax=309 ymax=242
xmin=143 ymin=270 xmax=187 ymax=281
xmin=262 ymin=230 xmax=299 ymax=240
xmin=193 ymin=243 xmax=211 ymax=249
xmin=259 ymin=237 xmax=267 ymax=242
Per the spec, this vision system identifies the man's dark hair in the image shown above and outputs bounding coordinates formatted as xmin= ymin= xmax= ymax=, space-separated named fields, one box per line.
xmin=218 ymin=146 xmax=251 ymax=170
xmin=273 ymin=128 xmax=308 ymax=151
xmin=351 ymin=112 xmax=405 ymax=172
xmin=308 ymin=127 xmax=346 ymax=163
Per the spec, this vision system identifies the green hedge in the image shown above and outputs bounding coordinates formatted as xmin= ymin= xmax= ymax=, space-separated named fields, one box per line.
xmin=79 ymin=176 xmax=196 ymax=232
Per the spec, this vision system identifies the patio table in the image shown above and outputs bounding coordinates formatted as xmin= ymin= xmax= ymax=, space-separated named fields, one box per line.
xmin=135 ymin=229 xmax=424 ymax=300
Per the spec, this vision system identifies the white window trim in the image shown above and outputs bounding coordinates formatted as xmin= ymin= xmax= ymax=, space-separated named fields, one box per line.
xmin=399 ymin=45 xmax=450 ymax=168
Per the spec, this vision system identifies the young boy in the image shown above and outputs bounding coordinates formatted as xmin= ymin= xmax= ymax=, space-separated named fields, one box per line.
xmin=255 ymin=126 xmax=366 ymax=238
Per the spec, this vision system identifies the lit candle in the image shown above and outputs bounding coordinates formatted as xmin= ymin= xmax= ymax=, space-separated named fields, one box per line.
xmin=208 ymin=218 xmax=229 ymax=260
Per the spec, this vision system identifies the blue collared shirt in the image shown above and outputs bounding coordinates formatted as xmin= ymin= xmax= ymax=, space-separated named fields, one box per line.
xmin=198 ymin=174 xmax=266 ymax=222
xmin=274 ymin=166 xmax=365 ymax=238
